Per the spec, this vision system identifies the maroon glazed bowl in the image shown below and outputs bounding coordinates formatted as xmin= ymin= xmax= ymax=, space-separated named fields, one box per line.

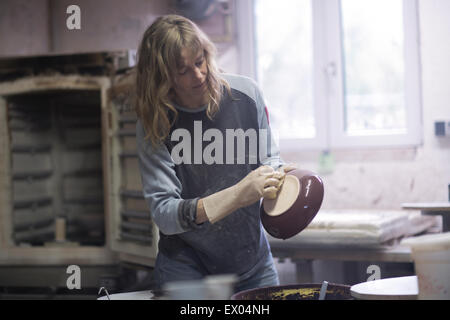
xmin=260 ymin=169 xmax=324 ymax=240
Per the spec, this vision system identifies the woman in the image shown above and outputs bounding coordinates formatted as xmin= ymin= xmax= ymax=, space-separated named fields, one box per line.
xmin=135 ymin=14 xmax=294 ymax=294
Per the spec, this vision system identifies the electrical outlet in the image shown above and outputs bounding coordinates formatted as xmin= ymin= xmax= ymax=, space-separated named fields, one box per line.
xmin=435 ymin=121 xmax=445 ymax=136
xmin=434 ymin=121 xmax=450 ymax=136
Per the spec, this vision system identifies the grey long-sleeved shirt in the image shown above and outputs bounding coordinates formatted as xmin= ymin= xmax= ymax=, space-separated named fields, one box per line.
xmin=136 ymin=73 xmax=284 ymax=276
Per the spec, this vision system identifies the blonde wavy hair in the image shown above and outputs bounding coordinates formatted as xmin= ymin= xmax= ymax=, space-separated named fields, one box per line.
xmin=135 ymin=14 xmax=230 ymax=147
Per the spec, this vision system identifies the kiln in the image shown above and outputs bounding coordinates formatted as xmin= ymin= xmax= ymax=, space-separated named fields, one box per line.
xmin=0 ymin=52 xmax=158 ymax=295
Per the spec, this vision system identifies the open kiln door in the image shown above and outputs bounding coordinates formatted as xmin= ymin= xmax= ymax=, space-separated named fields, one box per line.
xmin=106 ymin=67 xmax=159 ymax=267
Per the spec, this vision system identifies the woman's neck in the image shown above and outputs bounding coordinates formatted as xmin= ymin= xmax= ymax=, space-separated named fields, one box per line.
xmin=172 ymin=92 xmax=208 ymax=110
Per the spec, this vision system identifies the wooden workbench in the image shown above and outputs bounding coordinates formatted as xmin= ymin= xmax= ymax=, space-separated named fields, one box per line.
xmin=269 ymin=238 xmax=413 ymax=284
xmin=401 ymin=202 xmax=450 ymax=211
xmin=402 ymin=202 xmax=450 ymax=231
xmin=269 ymin=241 xmax=412 ymax=263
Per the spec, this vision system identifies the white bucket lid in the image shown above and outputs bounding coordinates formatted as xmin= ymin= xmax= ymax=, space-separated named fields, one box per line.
xmin=401 ymin=232 xmax=450 ymax=252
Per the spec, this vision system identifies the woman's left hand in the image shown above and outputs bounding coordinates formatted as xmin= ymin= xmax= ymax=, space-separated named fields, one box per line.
xmin=277 ymin=163 xmax=298 ymax=173
xmin=263 ymin=163 xmax=298 ymax=199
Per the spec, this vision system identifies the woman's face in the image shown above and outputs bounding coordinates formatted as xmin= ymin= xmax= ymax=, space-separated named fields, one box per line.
xmin=171 ymin=47 xmax=208 ymax=108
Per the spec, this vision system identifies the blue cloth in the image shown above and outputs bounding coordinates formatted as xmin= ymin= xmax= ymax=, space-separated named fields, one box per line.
xmin=233 ymin=251 xmax=280 ymax=294
xmin=153 ymin=247 xmax=279 ymax=294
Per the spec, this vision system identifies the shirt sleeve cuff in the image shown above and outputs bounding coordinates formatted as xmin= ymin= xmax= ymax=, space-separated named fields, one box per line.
xmin=177 ymin=197 xmax=204 ymax=231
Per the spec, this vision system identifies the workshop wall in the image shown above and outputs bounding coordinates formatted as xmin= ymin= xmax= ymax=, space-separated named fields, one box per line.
xmin=0 ymin=0 xmax=239 ymax=73
xmin=1 ymin=0 xmax=448 ymax=211
xmin=0 ymin=0 xmax=50 ymax=56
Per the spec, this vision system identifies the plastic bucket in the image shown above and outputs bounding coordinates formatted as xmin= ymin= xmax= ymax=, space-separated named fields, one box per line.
xmin=163 ymin=274 xmax=237 ymax=300
xmin=402 ymin=232 xmax=450 ymax=300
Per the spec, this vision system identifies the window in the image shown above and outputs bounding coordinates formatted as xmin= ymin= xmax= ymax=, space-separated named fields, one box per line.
xmin=237 ymin=0 xmax=422 ymax=150
xmin=254 ymin=0 xmax=314 ymax=140
xmin=341 ymin=0 xmax=405 ymax=135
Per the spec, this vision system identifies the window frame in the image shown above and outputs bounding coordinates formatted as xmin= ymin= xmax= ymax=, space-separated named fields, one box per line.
xmin=236 ymin=0 xmax=423 ymax=151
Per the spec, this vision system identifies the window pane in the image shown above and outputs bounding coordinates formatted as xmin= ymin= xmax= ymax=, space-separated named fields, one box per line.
xmin=341 ymin=0 xmax=406 ymax=135
xmin=254 ymin=0 xmax=314 ymax=139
